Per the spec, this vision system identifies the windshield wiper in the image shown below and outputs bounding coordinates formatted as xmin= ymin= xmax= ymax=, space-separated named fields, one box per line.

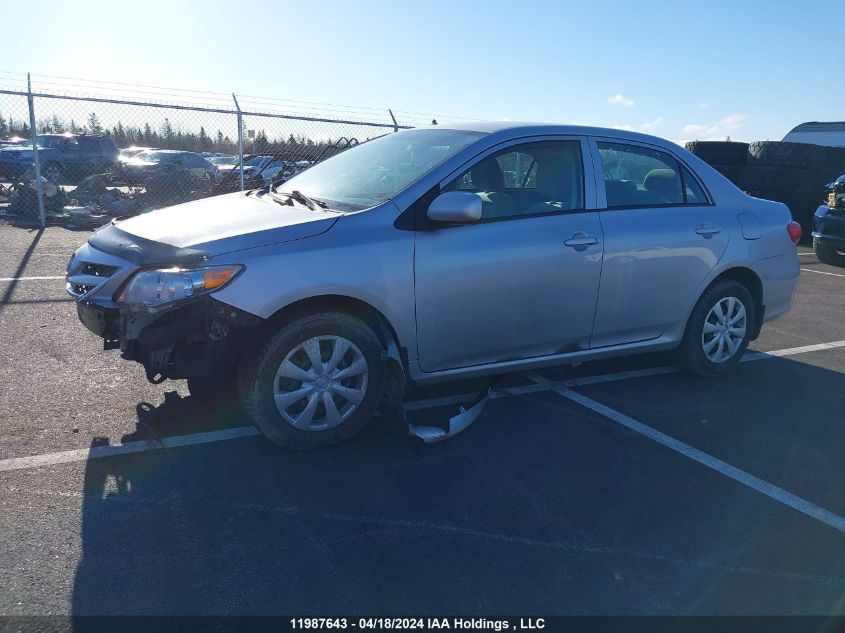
xmin=268 ymin=189 xmax=328 ymax=210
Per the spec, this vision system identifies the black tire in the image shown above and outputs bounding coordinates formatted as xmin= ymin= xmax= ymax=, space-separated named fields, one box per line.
xmin=238 ymin=312 xmax=385 ymax=449
xmin=738 ymin=166 xmax=828 ymax=195
xmin=747 ymin=141 xmax=828 ymax=170
xmin=813 ymin=237 xmax=845 ymax=267
xmin=676 ymin=280 xmax=756 ymax=378
xmin=685 ymin=141 xmax=749 ymax=167
xmin=710 ymin=164 xmax=742 ymax=185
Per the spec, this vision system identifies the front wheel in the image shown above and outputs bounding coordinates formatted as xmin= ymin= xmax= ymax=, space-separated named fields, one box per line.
xmin=676 ymin=280 xmax=755 ymax=377
xmin=813 ymin=238 xmax=845 ymax=267
xmin=238 ymin=312 xmax=385 ymax=449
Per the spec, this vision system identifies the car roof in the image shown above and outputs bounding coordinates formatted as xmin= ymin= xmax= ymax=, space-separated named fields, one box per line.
xmin=422 ymin=121 xmax=678 ymax=148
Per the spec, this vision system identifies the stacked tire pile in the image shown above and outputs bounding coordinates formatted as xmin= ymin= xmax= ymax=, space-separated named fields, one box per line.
xmin=686 ymin=140 xmax=845 ymax=237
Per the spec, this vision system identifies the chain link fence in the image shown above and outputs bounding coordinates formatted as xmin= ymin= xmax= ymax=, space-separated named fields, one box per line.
xmin=0 ymin=73 xmax=442 ymax=228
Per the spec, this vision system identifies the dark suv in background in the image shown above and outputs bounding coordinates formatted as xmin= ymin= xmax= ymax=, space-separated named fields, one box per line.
xmin=0 ymin=134 xmax=119 ymax=183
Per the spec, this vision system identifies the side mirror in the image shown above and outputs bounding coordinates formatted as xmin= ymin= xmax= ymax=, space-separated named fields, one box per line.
xmin=427 ymin=191 xmax=482 ymax=224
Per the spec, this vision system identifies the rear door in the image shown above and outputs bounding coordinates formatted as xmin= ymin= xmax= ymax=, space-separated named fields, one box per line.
xmin=589 ymin=138 xmax=730 ymax=348
xmin=414 ymin=137 xmax=604 ymax=372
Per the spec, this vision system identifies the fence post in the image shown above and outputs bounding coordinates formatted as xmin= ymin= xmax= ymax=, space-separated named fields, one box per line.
xmin=232 ymin=93 xmax=245 ymax=192
xmin=26 ymin=73 xmax=46 ymax=228
xmin=388 ymin=109 xmax=398 ymax=133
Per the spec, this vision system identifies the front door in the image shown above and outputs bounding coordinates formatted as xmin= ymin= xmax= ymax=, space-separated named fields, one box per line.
xmin=414 ymin=138 xmax=604 ymax=372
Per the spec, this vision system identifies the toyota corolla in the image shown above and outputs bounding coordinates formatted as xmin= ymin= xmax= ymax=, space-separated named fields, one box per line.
xmin=66 ymin=123 xmax=801 ymax=448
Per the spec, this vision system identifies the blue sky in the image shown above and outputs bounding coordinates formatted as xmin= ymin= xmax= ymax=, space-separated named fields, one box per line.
xmin=4 ymin=0 xmax=842 ymax=142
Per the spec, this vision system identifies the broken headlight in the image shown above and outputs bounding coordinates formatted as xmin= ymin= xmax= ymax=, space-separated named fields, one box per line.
xmin=117 ymin=265 xmax=243 ymax=309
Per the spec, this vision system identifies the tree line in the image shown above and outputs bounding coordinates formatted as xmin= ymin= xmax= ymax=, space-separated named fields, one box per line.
xmin=0 ymin=111 xmax=375 ymax=159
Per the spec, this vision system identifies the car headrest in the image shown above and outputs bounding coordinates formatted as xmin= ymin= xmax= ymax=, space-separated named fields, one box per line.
xmin=470 ymin=159 xmax=505 ymax=191
xmin=644 ymin=168 xmax=680 ymax=195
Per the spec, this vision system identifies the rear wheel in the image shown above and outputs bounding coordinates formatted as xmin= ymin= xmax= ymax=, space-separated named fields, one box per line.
xmin=239 ymin=312 xmax=385 ymax=449
xmin=677 ymin=280 xmax=755 ymax=377
xmin=813 ymin=237 xmax=845 ymax=267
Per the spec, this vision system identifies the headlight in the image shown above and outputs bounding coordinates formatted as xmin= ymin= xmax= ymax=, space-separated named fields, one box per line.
xmin=117 ymin=265 xmax=243 ymax=309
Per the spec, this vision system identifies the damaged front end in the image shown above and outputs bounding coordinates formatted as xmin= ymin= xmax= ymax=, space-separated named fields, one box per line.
xmin=67 ymin=227 xmax=261 ymax=385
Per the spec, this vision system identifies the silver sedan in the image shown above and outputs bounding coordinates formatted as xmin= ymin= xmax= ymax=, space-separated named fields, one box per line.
xmin=68 ymin=123 xmax=801 ymax=448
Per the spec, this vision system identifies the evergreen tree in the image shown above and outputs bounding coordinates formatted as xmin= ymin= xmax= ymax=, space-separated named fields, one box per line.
xmin=198 ymin=126 xmax=211 ymax=151
xmin=161 ymin=118 xmax=175 ymax=146
xmin=87 ymin=112 xmax=103 ymax=135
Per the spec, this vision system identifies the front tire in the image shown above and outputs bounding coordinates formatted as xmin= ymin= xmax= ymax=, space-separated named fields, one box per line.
xmin=813 ymin=237 xmax=845 ymax=267
xmin=677 ymin=280 xmax=755 ymax=377
xmin=239 ymin=312 xmax=385 ymax=449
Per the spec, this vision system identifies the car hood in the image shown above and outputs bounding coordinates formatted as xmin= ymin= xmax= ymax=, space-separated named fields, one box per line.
xmin=100 ymin=191 xmax=340 ymax=259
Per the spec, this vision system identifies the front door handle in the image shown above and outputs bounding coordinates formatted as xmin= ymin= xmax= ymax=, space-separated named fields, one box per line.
xmin=564 ymin=233 xmax=599 ymax=249
xmin=695 ymin=224 xmax=721 ymax=237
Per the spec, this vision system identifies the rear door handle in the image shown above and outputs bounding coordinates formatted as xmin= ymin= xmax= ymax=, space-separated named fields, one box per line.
xmin=695 ymin=224 xmax=721 ymax=236
xmin=564 ymin=234 xmax=599 ymax=248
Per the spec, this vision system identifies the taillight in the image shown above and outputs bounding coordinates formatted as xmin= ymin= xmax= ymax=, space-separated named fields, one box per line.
xmin=787 ymin=221 xmax=802 ymax=244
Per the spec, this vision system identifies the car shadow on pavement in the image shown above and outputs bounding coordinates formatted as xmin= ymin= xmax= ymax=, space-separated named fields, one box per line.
xmin=0 ymin=227 xmax=41 ymax=315
xmin=69 ymin=354 xmax=845 ymax=616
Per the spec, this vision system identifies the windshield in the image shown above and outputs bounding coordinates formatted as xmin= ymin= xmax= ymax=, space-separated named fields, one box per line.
xmin=276 ymin=128 xmax=484 ymax=211
xmin=243 ymin=155 xmax=270 ymax=167
xmin=25 ymin=135 xmax=69 ymax=149
xmin=209 ymin=156 xmax=236 ymax=165
xmin=136 ymin=151 xmax=175 ymax=164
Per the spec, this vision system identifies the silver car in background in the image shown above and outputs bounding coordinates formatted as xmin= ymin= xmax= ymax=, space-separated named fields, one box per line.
xmin=67 ymin=123 xmax=801 ymax=449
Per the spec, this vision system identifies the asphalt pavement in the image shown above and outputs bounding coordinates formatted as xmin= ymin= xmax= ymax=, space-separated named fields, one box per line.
xmin=2 ymin=224 xmax=845 ymax=616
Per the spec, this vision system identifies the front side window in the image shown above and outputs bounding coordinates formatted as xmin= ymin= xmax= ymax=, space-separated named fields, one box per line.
xmin=598 ymin=141 xmax=687 ymax=208
xmin=444 ymin=140 xmax=584 ymax=220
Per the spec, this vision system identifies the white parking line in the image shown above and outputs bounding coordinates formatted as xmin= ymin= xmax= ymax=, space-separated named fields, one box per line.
xmin=0 ymin=426 xmax=259 ymax=473
xmin=551 ymin=387 xmax=845 ymax=535
xmin=0 ymin=275 xmax=65 ymax=281
xmin=1 ymin=338 xmax=844 ymax=474
xmin=801 ymin=268 xmax=845 ymax=278
xmin=742 ymin=340 xmax=845 ymax=361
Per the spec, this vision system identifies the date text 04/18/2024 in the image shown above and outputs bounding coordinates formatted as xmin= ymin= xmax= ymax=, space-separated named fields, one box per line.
xmin=289 ymin=618 xmax=546 ymax=630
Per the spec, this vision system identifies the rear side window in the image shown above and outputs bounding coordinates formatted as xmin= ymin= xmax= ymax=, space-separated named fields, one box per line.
xmin=598 ymin=142 xmax=688 ymax=208
xmin=78 ymin=138 xmax=100 ymax=151
xmin=682 ymin=166 xmax=709 ymax=204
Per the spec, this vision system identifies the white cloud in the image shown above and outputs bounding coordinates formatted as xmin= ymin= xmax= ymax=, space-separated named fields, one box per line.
xmin=682 ymin=114 xmax=746 ymax=140
xmin=612 ymin=117 xmax=663 ymax=133
xmin=608 ymin=94 xmax=634 ymax=107
xmin=639 ymin=117 xmax=664 ymax=131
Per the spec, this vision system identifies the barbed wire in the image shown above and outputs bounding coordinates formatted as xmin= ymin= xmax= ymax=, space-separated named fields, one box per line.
xmin=0 ymin=70 xmax=475 ymax=128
